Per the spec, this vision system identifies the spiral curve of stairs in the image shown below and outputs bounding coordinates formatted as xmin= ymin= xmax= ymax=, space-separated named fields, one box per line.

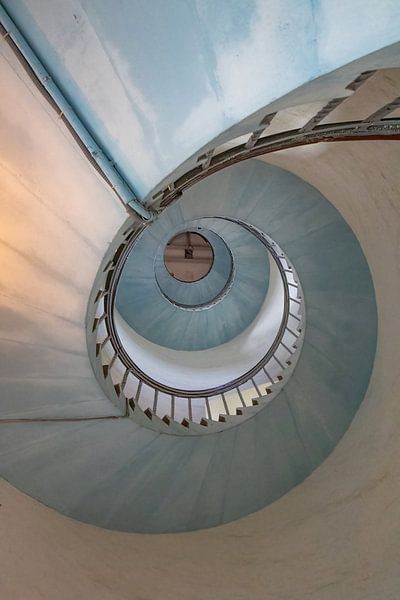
xmin=1 ymin=3 xmax=400 ymax=597
xmin=1 ymin=152 xmax=376 ymax=532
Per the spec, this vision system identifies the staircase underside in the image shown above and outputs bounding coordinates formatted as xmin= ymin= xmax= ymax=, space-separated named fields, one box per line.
xmin=0 ymin=16 xmax=400 ymax=600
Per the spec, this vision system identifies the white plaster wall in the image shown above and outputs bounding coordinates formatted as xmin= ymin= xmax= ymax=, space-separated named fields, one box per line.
xmin=1 ymin=35 xmax=400 ymax=600
xmin=3 ymin=0 xmax=400 ymax=197
xmin=1 ymin=138 xmax=399 ymax=600
xmin=0 ymin=42 xmax=125 ymax=417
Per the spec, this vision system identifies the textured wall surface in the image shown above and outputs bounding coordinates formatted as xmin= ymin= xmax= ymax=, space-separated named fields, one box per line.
xmin=2 ymin=0 xmax=400 ymax=196
xmin=0 ymin=41 xmax=125 ymax=419
xmin=1 ymin=8 xmax=400 ymax=600
xmin=0 ymin=42 xmax=377 ymax=535
xmin=1 ymin=136 xmax=399 ymax=600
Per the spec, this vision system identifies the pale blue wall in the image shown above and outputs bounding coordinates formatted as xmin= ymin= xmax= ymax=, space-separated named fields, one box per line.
xmin=3 ymin=0 xmax=400 ymax=197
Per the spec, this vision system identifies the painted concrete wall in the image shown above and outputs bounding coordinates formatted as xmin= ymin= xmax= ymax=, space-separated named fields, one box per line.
xmin=148 ymin=42 xmax=400 ymax=206
xmin=0 ymin=40 xmax=125 ymax=418
xmin=2 ymin=0 xmax=400 ymax=197
xmin=0 ymin=154 xmax=377 ymax=537
xmin=0 ymin=12 xmax=400 ymax=600
xmin=1 ymin=114 xmax=400 ymax=600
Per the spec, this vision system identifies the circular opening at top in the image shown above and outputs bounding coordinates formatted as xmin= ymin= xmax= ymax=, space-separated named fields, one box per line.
xmin=164 ymin=231 xmax=214 ymax=282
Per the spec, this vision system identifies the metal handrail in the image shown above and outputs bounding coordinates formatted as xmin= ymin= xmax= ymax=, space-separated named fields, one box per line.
xmin=146 ymin=117 xmax=400 ymax=213
xmin=92 ymin=218 xmax=302 ymax=401
xmin=87 ymin=70 xmax=400 ymax=426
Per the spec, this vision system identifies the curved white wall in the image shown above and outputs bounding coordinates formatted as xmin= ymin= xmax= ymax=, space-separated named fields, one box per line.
xmin=2 ymin=125 xmax=400 ymax=600
xmin=0 ymin=40 xmax=124 ymax=418
xmin=1 ymin=27 xmax=400 ymax=600
xmin=3 ymin=0 xmax=400 ymax=197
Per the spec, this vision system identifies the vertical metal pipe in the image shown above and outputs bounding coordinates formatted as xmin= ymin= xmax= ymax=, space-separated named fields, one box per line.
xmin=0 ymin=3 xmax=153 ymax=221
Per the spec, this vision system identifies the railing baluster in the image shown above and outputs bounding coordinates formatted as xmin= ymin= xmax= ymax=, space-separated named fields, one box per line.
xmin=251 ymin=378 xmax=262 ymax=397
xmin=92 ymin=312 xmax=106 ymax=332
xmin=289 ymin=311 xmax=301 ymax=322
xmin=197 ymin=149 xmax=214 ymax=170
xmin=94 ymin=288 xmax=107 ymax=303
xmin=364 ymin=96 xmax=400 ymax=122
xmin=101 ymin=334 xmax=111 ymax=348
xmin=300 ymin=97 xmax=346 ymax=133
xmin=280 ymin=341 xmax=294 ymax=354
xmin=102 ymin=352 xmax=117 ymax=379
xmin=273 ymin=355 xmax=285 ymax=370
xmin=237 ymin=387 xmax=246 ymax=407
xmin=96 ymin=334 xmax=111 ymax=357
xmin=245 ymin=113 xmax=276 ymax=149
xmin=121 ymin=368 xmax=129 ymax=392
xmin=205 ymin=397 xmax=212 ymax=420
xmin=134 ymin=380 xmax=142 ymax=405
xmin=221 ymin=393 xmax=229 ymax=415
xmin=263 ymin=367 xmax=274 ymax=385
xmin=188 ymin=398 xmax=193 ymax=421
xmin=153 ymin=389 xmax=158 ymax=413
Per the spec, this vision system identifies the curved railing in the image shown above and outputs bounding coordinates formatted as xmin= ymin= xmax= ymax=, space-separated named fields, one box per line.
xmin=88 ymin=217 xmax=305 ymax=431
xmin=86 ymin=70 xmax=400 ymax=430
xmin=145 ymin=84 xmax=400 ymax=216
xmin=1 ymin=20 xmax=398 ymax=225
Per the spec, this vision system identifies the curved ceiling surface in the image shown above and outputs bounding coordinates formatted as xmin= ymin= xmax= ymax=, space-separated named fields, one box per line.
xmin=3 ymin=0 xmax=400 ymax=197
xmin=0 ymin=3 xmax=399 ymax=596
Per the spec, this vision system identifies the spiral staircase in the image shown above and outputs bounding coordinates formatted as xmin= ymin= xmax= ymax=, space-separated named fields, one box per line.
xmin=1 ymin=2 xmax=400 ymax=598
